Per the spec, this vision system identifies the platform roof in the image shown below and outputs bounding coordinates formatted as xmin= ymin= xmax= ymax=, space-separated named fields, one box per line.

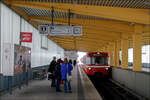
xmin=3 ymin=0 xmax=150 ymax=52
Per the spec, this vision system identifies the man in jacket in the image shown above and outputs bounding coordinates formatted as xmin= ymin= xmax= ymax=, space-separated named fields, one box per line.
xmin=61 ymin=58 xmax=73 ymax=93
xmin=48 ymin=56 xmax=57 ymax=87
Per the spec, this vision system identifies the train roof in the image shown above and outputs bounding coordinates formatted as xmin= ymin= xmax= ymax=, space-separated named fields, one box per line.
xmin=87 ymin=52 xmax=109 ymax=57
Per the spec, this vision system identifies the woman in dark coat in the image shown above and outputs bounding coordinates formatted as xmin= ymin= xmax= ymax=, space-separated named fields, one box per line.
xmin=55 ymin=59 xmax=62 ymax=92
xmin=48 ymin=57 xmax=57 ymax=87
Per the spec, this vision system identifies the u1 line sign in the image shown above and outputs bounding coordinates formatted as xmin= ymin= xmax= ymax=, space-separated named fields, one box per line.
xmin=39 ymin=25 xmax=82 ymax=36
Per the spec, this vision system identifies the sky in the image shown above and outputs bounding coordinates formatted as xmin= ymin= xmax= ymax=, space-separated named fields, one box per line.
xmin=122 ymin=45 xmax=150 ymax=63
xmin=78 ymin=45 xmax=150 ymax=64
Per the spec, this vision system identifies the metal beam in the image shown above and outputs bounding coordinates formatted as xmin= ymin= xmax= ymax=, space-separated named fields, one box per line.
xmin=49 ymin=36 xmax=112 ymax=42
xmin=49 ymin=36 xmax=110 ymax=44
xmin=51 ymin=37 xmax=106 ymax=48
xmin=10 ymin=6 xmax=38 ymax=28
xmin=30 ymin=17 xmax=121 ymax=39
xmin=30 ymin=16 xmax=134 ymax=33
xmin=56 ymin=41 xmax=101 ymax=52
xmin=48 ymin=28 xmax=121 ymax=40
xmin=7 ymin=0 xmax=150 ymax=24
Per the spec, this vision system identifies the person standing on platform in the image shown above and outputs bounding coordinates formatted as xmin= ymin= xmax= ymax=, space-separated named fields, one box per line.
xmin=48 ymin=56 xmax=57 ymax=87
xmin=61 ymin=58 xmax=73 ymax=93
xmin=73 ymin=60 xmax=77 ymax=67
xmin=69 ymin=59 xmax=73 ymax=65
xmin=55 ymin=59 xmax=62 ymax=92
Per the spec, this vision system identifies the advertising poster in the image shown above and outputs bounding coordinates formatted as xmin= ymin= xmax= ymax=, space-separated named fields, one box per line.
xmin=2 ymin=43 xmax=14 ymax=76
xmin=14 ymin=45 xmax=31 ymax=74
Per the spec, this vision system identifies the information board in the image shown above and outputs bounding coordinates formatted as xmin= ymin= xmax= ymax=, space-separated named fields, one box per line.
xmin=39 ymin=25 xmax=82 ymax=36
xmin=49 ymin=26 xmax=73 ymax=36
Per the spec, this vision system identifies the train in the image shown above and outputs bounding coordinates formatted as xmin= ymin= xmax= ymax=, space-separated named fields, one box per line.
xmin=81 ymin=52 xmax=111 ymax=77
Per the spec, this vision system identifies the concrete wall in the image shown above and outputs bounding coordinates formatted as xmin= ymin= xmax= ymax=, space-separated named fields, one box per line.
xmin=112 ymin=67 xmax=150 ymax=99
xmin=0 ymin=2 xmax=64 ymax=74
xmin=0 ymin=2 xmax=64 ymax=92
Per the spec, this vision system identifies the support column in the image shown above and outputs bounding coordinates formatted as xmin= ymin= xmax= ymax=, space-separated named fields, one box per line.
xmin=108 ymin=45 xmax=113 ymax=66
xmin=133 ymin=24 xmax=143 ymax=71
xmin=114 ymin=40 xmax=120 ymax=67
xmin=103 ymin=46 xmax=108 ymax=53
xmin=121 ymin=34 xmax=129 ymax=69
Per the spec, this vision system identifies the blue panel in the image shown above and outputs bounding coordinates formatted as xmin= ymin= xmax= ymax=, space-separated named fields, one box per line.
xmin=0 ymin=74 xmax=3 ymax=91
xmin=4 ymin=76 xmax=8 ymax=90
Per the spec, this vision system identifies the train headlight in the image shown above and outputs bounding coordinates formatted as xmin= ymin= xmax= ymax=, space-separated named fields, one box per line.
xmin=88 ymin=67 xmax=92 ymax=70
xmin=105 ymin=68 xmax=109 ymax=70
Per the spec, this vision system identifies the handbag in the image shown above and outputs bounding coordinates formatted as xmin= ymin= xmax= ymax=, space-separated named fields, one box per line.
xmin=47 ymin=73 xmax=53 ymax=80
xmin=66 ymin=64 xmax=72 ymax=82
xmin=67 ymin=75 xmax=72 ymax=82
xmin=60 ymin=81 xmax=64 ymax=84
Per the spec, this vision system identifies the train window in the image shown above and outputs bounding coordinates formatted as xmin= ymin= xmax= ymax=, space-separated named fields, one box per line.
xmin=91 ymin=57 xmax=108 ymax=65
xmin=104 ymin=58 xmax=108 ymax=65
xmin=91 ymin=57 xmax=95 ymax=65
xmin=86 ymin=57 xmax=91 ymax=65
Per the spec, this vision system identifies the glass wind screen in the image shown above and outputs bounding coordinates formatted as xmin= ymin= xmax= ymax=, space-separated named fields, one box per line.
xmin=91 ymin=57 xmax=108 ymax=65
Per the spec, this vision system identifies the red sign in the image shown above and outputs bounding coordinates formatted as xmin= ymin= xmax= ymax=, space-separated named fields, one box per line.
xmin=65 ymin=53 xmax=68 ymax=56
xmin=21 ymin=32 xmax=32 ymax=42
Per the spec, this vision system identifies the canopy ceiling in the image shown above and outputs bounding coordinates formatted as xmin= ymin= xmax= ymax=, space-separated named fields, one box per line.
xmin=3 ymin=0 xmax=150 ymax=52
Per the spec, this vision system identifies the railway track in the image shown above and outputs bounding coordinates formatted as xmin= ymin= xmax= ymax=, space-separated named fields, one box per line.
xmin=89 ymin=76 xmax=145 ymax=100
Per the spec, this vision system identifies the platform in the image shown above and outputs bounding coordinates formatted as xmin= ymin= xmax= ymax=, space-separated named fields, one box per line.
xmin=0 ymin=66 xmax=102 ymax=100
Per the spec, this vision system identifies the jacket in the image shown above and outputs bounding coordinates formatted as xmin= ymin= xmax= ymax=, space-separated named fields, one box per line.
xmin=61 ymin=63 xmax=73 ymax=80
xmin=48 ymin=60 xmax=56 ymax=73
xmin=55 ymin=62 xmax=61 ymax=80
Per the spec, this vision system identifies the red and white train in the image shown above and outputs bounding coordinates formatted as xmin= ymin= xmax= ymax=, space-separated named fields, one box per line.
xmin=81 ymin=52 xmax=111 ymax=77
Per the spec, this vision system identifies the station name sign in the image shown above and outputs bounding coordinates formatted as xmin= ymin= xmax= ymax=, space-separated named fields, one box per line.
xmin=39 ymin=25 xmax=82 ymax=36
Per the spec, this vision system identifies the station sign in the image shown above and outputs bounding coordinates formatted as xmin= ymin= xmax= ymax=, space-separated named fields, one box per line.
xmin=39 ymin=25 xmax=82 ymax=36
xmin=49 ymin=26 xmax=73 ymax=36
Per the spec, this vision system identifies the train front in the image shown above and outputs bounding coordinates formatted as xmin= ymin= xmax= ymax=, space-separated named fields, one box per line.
xmin=82 ymin=52 xmax=111 ymax=77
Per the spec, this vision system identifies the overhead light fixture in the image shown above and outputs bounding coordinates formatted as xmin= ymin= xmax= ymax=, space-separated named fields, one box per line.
xmin=129 ymin=22 xmax=135 ymax=26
